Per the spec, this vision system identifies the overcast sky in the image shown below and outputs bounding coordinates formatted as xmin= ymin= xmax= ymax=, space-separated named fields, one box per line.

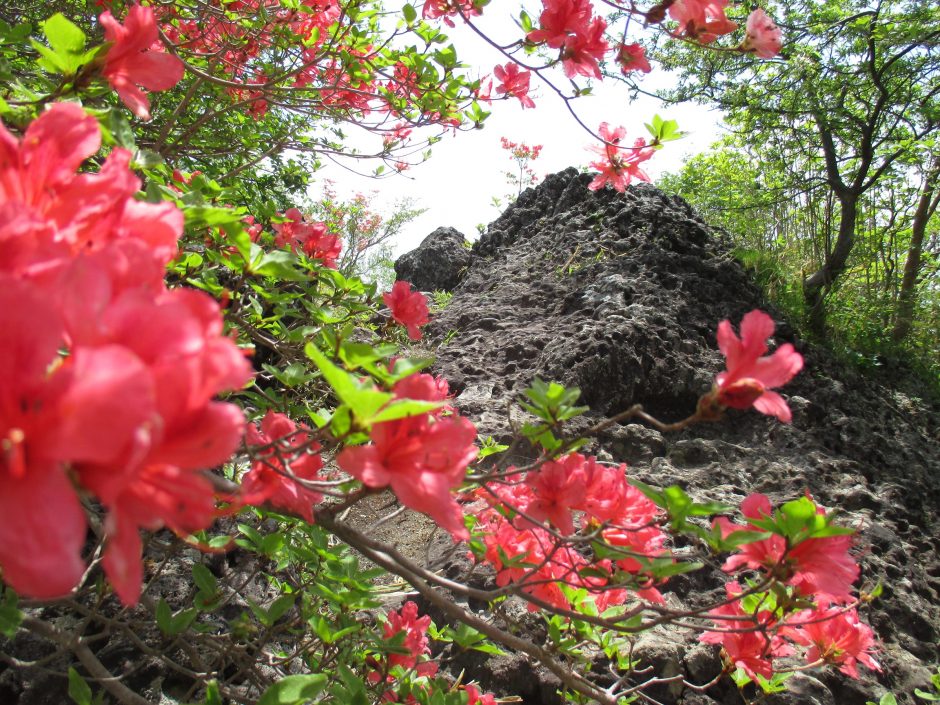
xmin=315 ymin=16 xmax=726 ymax=256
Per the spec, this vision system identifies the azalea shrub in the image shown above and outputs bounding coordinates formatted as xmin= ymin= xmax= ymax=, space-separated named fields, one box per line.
xmin=0 ymin=2 xmax=884 ymax=705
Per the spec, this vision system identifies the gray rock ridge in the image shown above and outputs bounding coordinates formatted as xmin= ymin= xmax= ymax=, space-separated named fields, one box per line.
xmin=401 ymin=168 xmax=940 ymax=704
xmin=394 ymin=225 xmax=471 ymax=292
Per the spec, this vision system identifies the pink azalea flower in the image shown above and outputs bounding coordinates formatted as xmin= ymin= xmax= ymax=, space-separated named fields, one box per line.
xmin=715 ymin=493 xmax=860 ymax=603
xmin=243 ymin=411 xmax=324 ymax=522
xmin=0 ymin=276 xmax=155 ymax=600
xmin=560 ymin=17 xmax=608 ymax=79
xmin=616 ymin=42 xmax=652 ymax=74
xmin=527 ymin=0 xmax=593 ymax=48
xmin=382 ymin=281 xmax=430 ymax=341
xmin=462 ymin=685 xmax=497 ymax=705
xmin=100 ymin=4 xmax=185 ymax=120
xmin=588 ymin=124 xmax=655 ymax=192
xmin=580 ymin=459 xmax=658 ymax=525
xmin=272 ymin=208 xmax=342 ymax=267
xmin=421 ymin=0 xmax=481 ymax=28
xmin=493 ymin=62 xmax=535 ymax=109
xmin=743 ymin=8 xmax=782 ymax=58
xmin=73 ymin=283 xmax=252 ymax=605
xmin=523 ymin=454 xmax=588 ymax=534
xmin=383 ymin=601 xmax=437 ymax=673
xmin=668 ymin=0 xmax=737 ymax=43
xmin=783 ymin=606 xmax=880 ymax=678
xmin=0 ymin=103 xmax=183 ymax=281
xmin=337 ymin=411 xmax=477 ymax=540
xmin=707 ymin=309 xmax=804 ymax=422
xmin=701 ymin=583 xmax=793 ymax=679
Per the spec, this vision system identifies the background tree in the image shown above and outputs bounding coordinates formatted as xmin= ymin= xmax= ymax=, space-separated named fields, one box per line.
xmin=656 ymin=0 xmax=940 ymax=336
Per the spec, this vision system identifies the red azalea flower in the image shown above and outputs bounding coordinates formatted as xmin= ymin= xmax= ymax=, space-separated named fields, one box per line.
xmin=337 ymin=408 xmax=477 ymax=540
xmin=715 ymin=493 xmax=860 ymax=603
xmin=588 ymin=124 xmax=655 ymax=192
xmin=382 ymin=281 xmax=430 ymax=341
xmin=783 ymin=606 xmax=880 ymax=678
xmin=616 ymin=42 xmax=652 ymax=74
xmin=383 ymin=601 xmax=436 ymax=672
xmin=99 ymin=4 xmax=185 ymax=120
xmin=0 ymin=276 xmax=154 ymax=600
xmin=0 ymin=103 xmax=183 ymax=281
xmin=560 ymin=17 xmax=608 ymax=79
xmin=743 ymin=8 xmax=782 ymax=58
xmin=668 ymin=0 xmax=737 ymax=43
xmin=243 ymin=411 xmax=324 ymax=522
xmin=527 ymin=0 xmax=593 ymax=48
xmin=493 ymin=62 xmax=535 ymax=109
xmin=700 ymin=582 xmax=793 ymax=679
xmin=523 ymin=454 xmax=588 ymax=534
xmin=708 ymin=309 xmax=804 ymax=422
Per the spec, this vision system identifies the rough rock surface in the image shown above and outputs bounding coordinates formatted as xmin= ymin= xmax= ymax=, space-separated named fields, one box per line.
xmin=394 ymin=225 xmax=471 ymax=292
xmin=415 ymin=169 xmax=940 ymax=704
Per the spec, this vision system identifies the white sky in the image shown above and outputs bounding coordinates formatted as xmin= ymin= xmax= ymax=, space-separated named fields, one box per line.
xmin=314 ymin=16 xmax=726 ymax=256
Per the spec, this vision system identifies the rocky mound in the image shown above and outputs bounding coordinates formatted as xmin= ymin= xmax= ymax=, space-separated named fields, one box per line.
xmin=410 ymin=168 xmax=940 ymax=704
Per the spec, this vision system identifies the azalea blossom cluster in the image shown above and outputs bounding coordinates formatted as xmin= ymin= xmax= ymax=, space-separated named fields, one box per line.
xmin=155 ymin=0 xmax=465 ymax=129
xmin=701 ymin=493 xmax=879 ymax=680
xmin=0 ymin=103 xmax=252 ymax=605
xmin=587 ymin=122 xmax=656 ymax=192
xmin=272 ymin=207 xmax=343 ymax=268
xmin=500 ymin=137 xmax=543 ymax=197
xmin=372 ymin=602 xmax=497 ymax=704
xmin=383 ymin=281 xmax=431 ymax=341
xmin=473 ymin=454 xmax=668 ymax=611
xmin=99 ymin=4 xmax=184 ymax=120
xmin=338 ymin=372 xmax=477 ymax=539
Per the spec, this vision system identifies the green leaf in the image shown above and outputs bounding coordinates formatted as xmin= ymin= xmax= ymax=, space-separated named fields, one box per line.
xmin=257 ymin=674 xmax=328 ymax=705
xmin=403 ymin=4 xmax=417 ymax=23
xmin=249 ymin=248 xmax=308 ymax=281
xmin=366 ymin=398 xmax=442 ymax=424
xmin=0 ymin=589 xmax=22 ymax=637
xmin=192 ymin=563 xmax=218 ymax=595
xmin=305 ymin=343 xmax=393 ymax=424
xmin=155 ymin=598 xmax=173 ymax=635
xmin=203 ymin=680 xmax=223 ymax=705
xmin=68 ymin=668 xmax=93 ymax=705
xmin=42 ymin=14 xmax=85 ymax=54
xmin=266 ymin=594 xmax=295 ymax=624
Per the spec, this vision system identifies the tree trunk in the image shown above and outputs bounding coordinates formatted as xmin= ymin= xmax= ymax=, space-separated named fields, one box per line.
xmin=892 ymin=158 xmax=940 ymax=342
xmin=803 ymin=193 xmax=859 ymax=336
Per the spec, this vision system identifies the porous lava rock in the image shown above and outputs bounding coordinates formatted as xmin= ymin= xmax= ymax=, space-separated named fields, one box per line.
xmin=410 ymin=168 xmax=940 ymax=705
xmin=394 ymin=225 xmax=471 ymax=292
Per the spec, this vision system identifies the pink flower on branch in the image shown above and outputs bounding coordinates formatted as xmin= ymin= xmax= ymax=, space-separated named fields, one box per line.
xmin=243 ymin=411 xmax=324 ymax=522
xmin=783 ymin=607 xmax=881 ymax=678
xmin=668 ymin=0 xmax=738 ymax=44
xmin=337 ymin=385 xmax=477 ymax=540
xmin=0 ymin=276 xmax=154 ymax=600
xmin=382 ymin=280 xmax=430 ymax=341
xmin=701 ymin=309 xmax=804 ymax=422
xmin=273 ymin=207 xmax=342 ymax=268
xmin=743 ymin=8 xmax=782 ymax=59
xmin=99 ymin=4 xmax=185 ymax=120
xmin=587 ymin=123 xmax=655 ymax=192
xmin=560 ymin=17 xmax=608 ymax=79
xmin=616 ymin=43 xmax=652 ymax=75
xmin=382 ymin=601 xmax=437 ymax=674
xmin=493 ymin=62 xmax=535 ymax=109
xmin=700 ymin=582 xmax=793 ymax=680
xmin=714 ymin=493 xmax=860 ymax=603
xmin=527 ymin=0 xmax=592 ymax=48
